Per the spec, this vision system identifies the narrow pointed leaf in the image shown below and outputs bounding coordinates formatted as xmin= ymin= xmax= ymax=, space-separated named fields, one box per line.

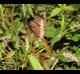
xmin=28 ymin=55 xmax=44 ymax=70
xmin=49 ymin=7 xmax=61 ymax=18
xmin=63 ymin=6 xmax=74 ymax=11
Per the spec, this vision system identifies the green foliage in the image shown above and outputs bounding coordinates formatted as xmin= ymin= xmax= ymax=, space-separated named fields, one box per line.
xmin=49 ymin=7 xmax=61 ymax=18
xmin=0 ymin=4 xmax=80 ymax=70
xmin=63 ymin=5 xmax=74 ymax=11
xmin=28 ymin=54 xmax=44 ymax=70
xmin=66 ymin=33 xmax=80 ymax=42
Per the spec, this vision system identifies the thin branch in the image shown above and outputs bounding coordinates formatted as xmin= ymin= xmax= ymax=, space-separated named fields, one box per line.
xmin=50 ymin=58 xmax=59 ymax=70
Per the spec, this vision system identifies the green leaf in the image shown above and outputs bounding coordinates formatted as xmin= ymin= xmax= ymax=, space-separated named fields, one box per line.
xmin=13 ymin=20 xmax=23 ymax=34
xmin=66 ymin=34 xmax=80 ymax=42
xmin=29 ymin=34 xmax=34 ymax=44
xmin=6 ymin=29 xmax=14 ymax=39
xmin=49 ymin=7 xmax=61 ymax=18
xmin=71 ymin=4 xmax=80 ymax=10
xmin=28 ymin=55 xmax=44 ymax=70
xmin=58 ymin=4 xmax=62 ymax=8
xmin=13 ymin=35 xmax=19 ymax=42
xmin=36 ymin=5 xmax=46 ymax=11
xmin=45 ymin=26 xmax=61 ymax=38
xmin=72 ymin=34 xmax=80 ymax=42
xmin=45 ymin=26 xmax=61 ymax=45
xmin=75 ymin=51 xmax=80 ymax=58
xmin=66 ymin=33 xmax=72 ymax=40
xmin=2 ymin=20 xmax=8 ymax=30
xmin=63 ymin=5 xmax=74 ymax=11
xmin=0 ymin=51 xmax=2 ymax=58
xmin=45 ymin=26 xmax=55 ymax=38
xmin=0 ymin=28 xmax=3 ymax=35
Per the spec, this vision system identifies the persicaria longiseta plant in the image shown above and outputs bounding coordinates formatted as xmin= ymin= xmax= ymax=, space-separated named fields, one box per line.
xmin=0 ymin=4 xmax=80 ymax=70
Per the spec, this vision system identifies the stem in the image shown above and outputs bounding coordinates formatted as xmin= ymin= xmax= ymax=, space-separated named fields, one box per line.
xmin=60 ymin=13 xmax=65 ymax=32
xmin=22 ymin=4 xmax=26 ymax=17
xmin=65 ymin=24 xmax=80 ymax=33
xmin=50 ymin=58 xmax=58 ymax=70
xmin=11 ymin=4 xmax=15 ymax=25
xmin=0 ymin=5 xmax=4 ymax=27
xmin=37 ymin=48 xmax=45 ymax=54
